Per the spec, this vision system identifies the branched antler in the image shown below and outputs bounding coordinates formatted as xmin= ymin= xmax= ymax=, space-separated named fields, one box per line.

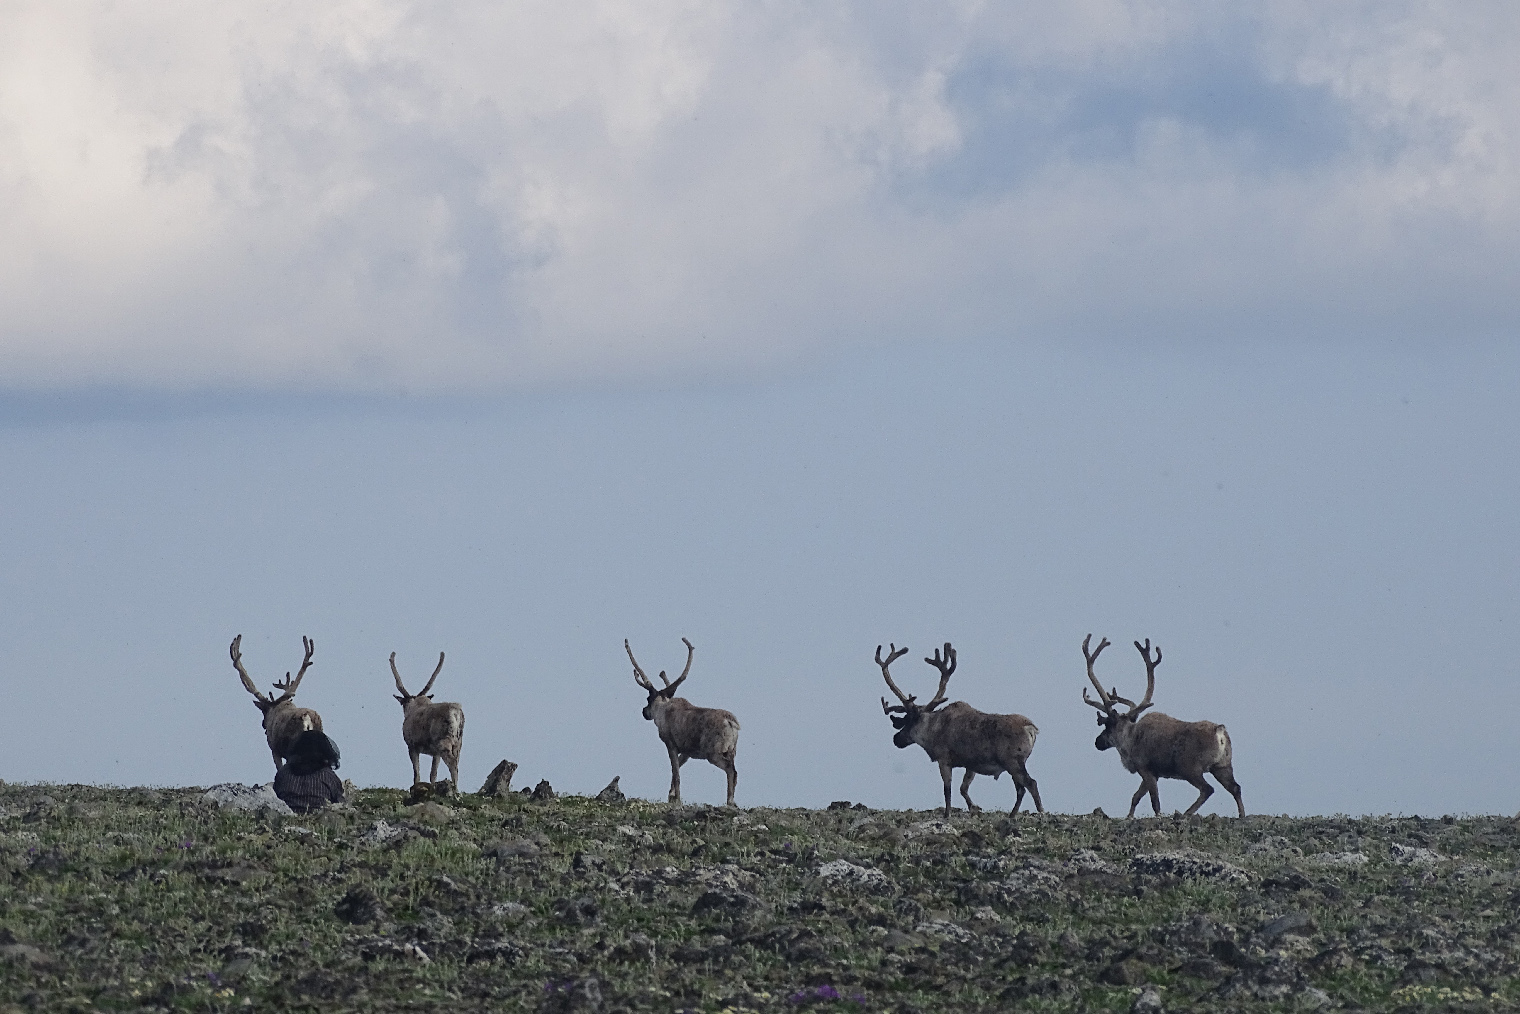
xmin=922 ymin=642 xmax=957 ymax=710
xmin=230 ymin=634 xmax=270 ymax=705
xmin=272 ymin=635 xmax=315 ymax=703
xmin=1082 ymin=634 xmax=1113 ymax=713
xmin=1130 ymin=639 xmax=1160 ymax=717
xmin=625 ymin=639 xmax=655 ymax=691
xmin=663 ymin=637 xmax=695 ymax=694
xmin=875 ymin=643 xmax=912 ymax=711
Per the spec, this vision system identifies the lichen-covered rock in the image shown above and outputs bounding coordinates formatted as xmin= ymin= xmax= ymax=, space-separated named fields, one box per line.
xmin=201 ymin=783 xmax=293 ymax=815
xmin=817 ymin=859 xmax=892 ymax=890
xmin=1131 ymin=850 xmax=1249 ymax=883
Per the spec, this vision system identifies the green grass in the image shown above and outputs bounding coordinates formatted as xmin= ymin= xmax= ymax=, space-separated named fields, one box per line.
xmin=2 ymin=783 xmax=1518 ymax=1012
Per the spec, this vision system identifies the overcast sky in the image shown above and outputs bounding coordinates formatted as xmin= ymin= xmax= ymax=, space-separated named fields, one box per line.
xmin=2 ymin=3 xmax=1516 ymax=815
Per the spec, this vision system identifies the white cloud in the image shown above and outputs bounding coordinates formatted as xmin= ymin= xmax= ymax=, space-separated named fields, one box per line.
xmin=1 ymin=2 xmax=1516 ymax=391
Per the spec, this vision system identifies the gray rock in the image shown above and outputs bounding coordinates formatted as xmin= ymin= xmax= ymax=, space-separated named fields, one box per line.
xmin=1131 ymin=850 xmax=1248 ymax=884
xmin=201 ymin=783 xmax=293 ymax=815
xmin=1100 ymin=958 xmax=1148 ymax=986
xmin=0 ymin=943 xmax=53 ymax=968
xmin=334 ymin=885 xmax=386 ymax=925
xmin=540 ymin=975 xmax=602 ymax=1013
xmin=1260 ymin=910 xmax=1314 ymax=942
xmin=1131 ymin=985 xmax=1165 ymax=1013
xmin=478 ymin=760 xmax=518 ymax=798
xmin=484 ymin=838 xmax=541 ymax=860
xmin=530 ymin=779 xmax=556 ymax=802
xmin=817 ymin=858 xmax=892 ymax=890
xmin=692 ymin=889 xmax=760 ymax=915
xmin=595 ymin=776 xmax=625 ymax=803
xmin=1390 ymin=843 xmax=1445 ymax=865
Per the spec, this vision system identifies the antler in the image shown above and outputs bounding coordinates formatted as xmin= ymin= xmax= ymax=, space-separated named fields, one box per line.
xmin=271 ymin=635 xmax=314 ymax=703
xmin=625 ymin=639 xmax=655 ymax=691
xmin=418 ymin=651 xmax=446 ymax=696
xmin=1082 ymin=634 xmax=1113 ymax=713
xmin=922 ymin=642 xmax=956 ymax=710
xmin=1130 ymin=638 xmax=1160 ymax=716
xmin=390 ymin=651 xmax=411 ymax=697
xmin=229 ymin=635 xmax=270 ymax=704
xmin=875 ymin=643 xmax=912 ymax=706
xmin=662 ymin=637 xmax=695 ymax=694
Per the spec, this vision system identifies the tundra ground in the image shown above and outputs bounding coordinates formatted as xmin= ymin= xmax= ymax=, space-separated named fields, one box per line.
xmin=1 ymin=781 xmax=1518 ymax=1012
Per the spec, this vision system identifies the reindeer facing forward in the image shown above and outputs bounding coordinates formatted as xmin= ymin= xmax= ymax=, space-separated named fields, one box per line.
xmin=625 ymin=637 xmax=740 ymax=807
xmin=1082 ymin=635 xmax=1245 ymax=817
xmin=230 ymin=634 xmax=322 ymax=774
xmin=390 ymin=651 xmax=465 ymax=793
xmin=878 ymin=642 xmax=1043 ymax=819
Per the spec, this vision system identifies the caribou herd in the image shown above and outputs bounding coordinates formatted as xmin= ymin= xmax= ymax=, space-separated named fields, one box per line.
xmin=228 ymin=632 xmax=1243 ymax=817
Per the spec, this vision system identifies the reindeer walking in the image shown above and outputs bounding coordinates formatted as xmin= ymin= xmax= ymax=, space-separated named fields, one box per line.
xmin=1082 ymin=635 xmax=1245 ymax=817
xmin=625 ymin=637 xmax=740 ymax=807
xmin=390 ymin=651 xmax=466 ymax=793
xmin=229 ymin=634 xmax=322 ymax=774
xmin=877 ymin=642 xmax=1043 ymax=818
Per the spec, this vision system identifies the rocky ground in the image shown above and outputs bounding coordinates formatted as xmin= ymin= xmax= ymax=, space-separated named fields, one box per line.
xmin=1 ymin=778 xmax=1518 ymax=1013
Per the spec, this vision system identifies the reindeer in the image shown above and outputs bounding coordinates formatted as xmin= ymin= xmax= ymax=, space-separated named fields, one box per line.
xmin=877 ymin=642 xmax=1043 ymax=819
xmin=230 ymin=634 xmax=322 ymax=774
xmin=390 ymin=651 xmax=466 ymax=793
xmin=625 ymin=637 xmax=740 ymax=806
xmin=1082 ymin=634 xmax=1245 ymax=818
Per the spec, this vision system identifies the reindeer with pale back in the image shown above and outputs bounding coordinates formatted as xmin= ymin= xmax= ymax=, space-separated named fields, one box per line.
xmin=878 ymin=642 xmax=1043 ymax=819
xmin=390 ymin=651 xmax=466 ymax=793
xmin=1082 ymin=634 xmax=1245 ymax=817
xmin=230 ymin=634 xmax=322 ymax=774
xmin=625 ymin=637 xmax=740 ymax=806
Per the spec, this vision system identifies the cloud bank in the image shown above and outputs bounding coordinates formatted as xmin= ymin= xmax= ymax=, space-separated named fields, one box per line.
xmin=2 ymin=2 xmax=1516 ymax=391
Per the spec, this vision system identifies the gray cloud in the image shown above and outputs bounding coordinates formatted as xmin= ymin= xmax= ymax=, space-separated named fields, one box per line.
xmin=1 ymin=2 xmax=1516 ymax=391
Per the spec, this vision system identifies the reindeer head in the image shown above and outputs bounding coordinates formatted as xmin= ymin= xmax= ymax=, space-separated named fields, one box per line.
xmin=390 ymin=651 xmax=446 ymax=711
xmin=1082 ymin=634 xmax=1158 ymax=750
xmin=877 ymin=642 xmax=956 ymax=748
xmin=230 ymin=634 xmax=315 ymax=728
xmin=625 ymin=638 xmax=694 ymax=719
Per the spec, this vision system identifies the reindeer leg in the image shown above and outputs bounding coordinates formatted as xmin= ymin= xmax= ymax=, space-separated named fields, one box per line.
xmin=1182 ymin=775 xmax=1215 ymax=815
xmin=1148 ymin=778 xmax=1163 ymax=816
xmin=959 ymin=770 xmax=981 ymax=812
xmin=1211 ymin=765 xmax=1245 ymax=817
xmin=445 ymin=747 xmax=460 ymax=792
xmin=1010 ymin=759 xmax=1042 ymax=814
xmin=722 ymin=755 xmax=738 ymax=808
xmin=1128 ymin=778 xmax=1151 ymax=818
xmin=429 ymin=753 xmax=442 ymax=790
xmin=409 ymin=748 xmax=422 ymax=788
xmin=666 ymin=743 xmax=682 ymax=804
xmin=939 ymin=760 xmax=954 ymax=818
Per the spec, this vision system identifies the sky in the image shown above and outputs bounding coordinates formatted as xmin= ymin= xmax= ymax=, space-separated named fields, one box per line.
xmin=1 ymin=2 xmax=1517 ymax=815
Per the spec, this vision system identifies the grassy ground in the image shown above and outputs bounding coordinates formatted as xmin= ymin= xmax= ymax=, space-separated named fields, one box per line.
xmin=1 ymin=780 xmax=1518 ymax=1013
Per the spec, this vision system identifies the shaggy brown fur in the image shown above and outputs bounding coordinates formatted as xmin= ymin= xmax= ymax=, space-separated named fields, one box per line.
xmin=1083 ymin=635 xmax=1245 ymax=818
xmin=878 ymin=643 xmax=1043 ymax=818
xmin=626 ymin=638 xmax=740 ymax=806
xmin=391 ymin=652 xmax=465 ymax=791
xmin=230 ymin=634 xmax=323 ymax=774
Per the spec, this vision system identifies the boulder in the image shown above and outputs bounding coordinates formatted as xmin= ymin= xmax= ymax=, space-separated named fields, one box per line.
xmin=479 ymin=760 xmax=519 ymax=798
xmin=201 ymin=783 xmax=293 ymax=815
